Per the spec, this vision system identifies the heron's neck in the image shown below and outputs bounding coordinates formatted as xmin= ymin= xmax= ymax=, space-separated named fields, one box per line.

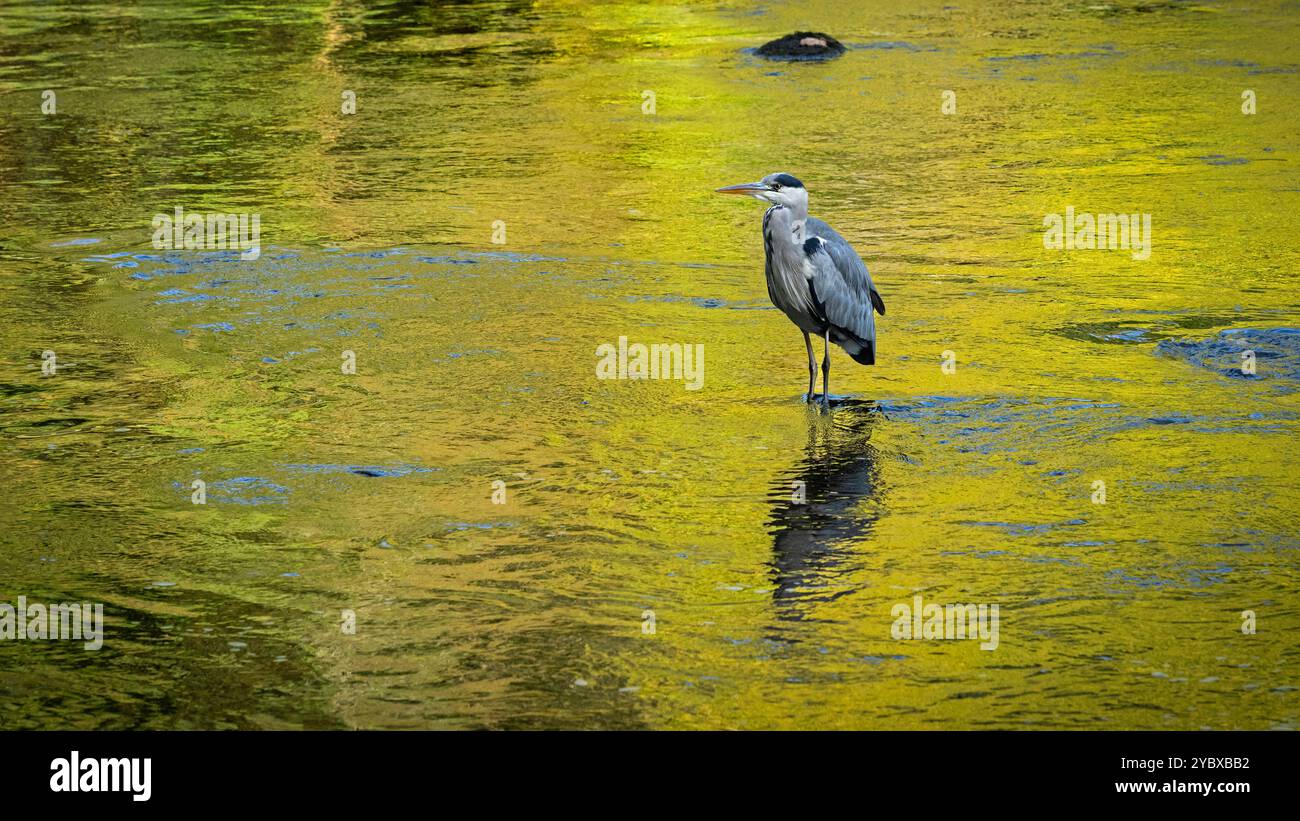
xmin=766 ymin=204 xmax=807 ymax=245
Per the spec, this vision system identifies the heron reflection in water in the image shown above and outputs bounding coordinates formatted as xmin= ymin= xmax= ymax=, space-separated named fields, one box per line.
xmin=766 ymin=401 xmax=884 ymax=622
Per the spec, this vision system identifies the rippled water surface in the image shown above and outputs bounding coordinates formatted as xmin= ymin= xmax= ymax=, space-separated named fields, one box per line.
xmin=1 ymin=0 xmax=1298 ymax=729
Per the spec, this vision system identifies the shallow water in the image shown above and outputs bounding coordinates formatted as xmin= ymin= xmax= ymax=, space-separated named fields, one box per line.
xmin=1 ymin=0 xmax=1298 ymax=729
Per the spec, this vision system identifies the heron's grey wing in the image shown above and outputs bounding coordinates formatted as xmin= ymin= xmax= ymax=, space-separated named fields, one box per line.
xmin=806 ymin=217 xmax=884 ymax=315
xmin=804 ymin=235 xmax=876 ymax=365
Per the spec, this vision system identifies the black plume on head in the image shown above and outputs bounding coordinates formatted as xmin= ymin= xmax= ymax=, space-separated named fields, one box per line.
xmin=772 ymin=173 xmax=804 ymax=189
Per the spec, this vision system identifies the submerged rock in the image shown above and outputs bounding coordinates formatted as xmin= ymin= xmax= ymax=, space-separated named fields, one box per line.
xmin=1155 ymin=327 xmax=1300 ymax=383
xmin=755 ymin=31 xmax=846 ymax=62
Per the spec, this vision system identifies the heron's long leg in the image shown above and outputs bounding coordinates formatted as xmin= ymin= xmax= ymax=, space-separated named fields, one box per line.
xmin=803 ymin=331 xmax=816 ymax=403
xmin=821 ymin=330 xmax=831 ymax=410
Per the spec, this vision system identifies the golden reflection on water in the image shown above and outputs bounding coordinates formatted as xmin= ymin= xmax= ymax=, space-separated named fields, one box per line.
xmin=0 ymin=0 xmax=1297 ymax=728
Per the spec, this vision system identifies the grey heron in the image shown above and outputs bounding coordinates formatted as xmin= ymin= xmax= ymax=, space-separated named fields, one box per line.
xmin=716 ymin=172 xmax=885 ymax=408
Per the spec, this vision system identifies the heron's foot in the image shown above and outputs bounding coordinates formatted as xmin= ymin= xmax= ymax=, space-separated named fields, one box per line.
xmin=819 ymin=394 xmax=831 ymax=411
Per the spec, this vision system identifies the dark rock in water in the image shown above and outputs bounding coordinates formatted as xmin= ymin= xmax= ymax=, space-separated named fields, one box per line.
xmin=1155 ymin=328 xmax=1300 ymax=385
xmin=756 ymin=31 xmax=846 ymax=62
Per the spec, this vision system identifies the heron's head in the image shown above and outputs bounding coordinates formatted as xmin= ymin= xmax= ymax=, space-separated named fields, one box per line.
xmin=715 ymin=172 xmax=808 ymax=215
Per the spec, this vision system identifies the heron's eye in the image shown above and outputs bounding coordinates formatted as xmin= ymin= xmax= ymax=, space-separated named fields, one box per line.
xmin=772 ymin=184 xmax=782 ymax=191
